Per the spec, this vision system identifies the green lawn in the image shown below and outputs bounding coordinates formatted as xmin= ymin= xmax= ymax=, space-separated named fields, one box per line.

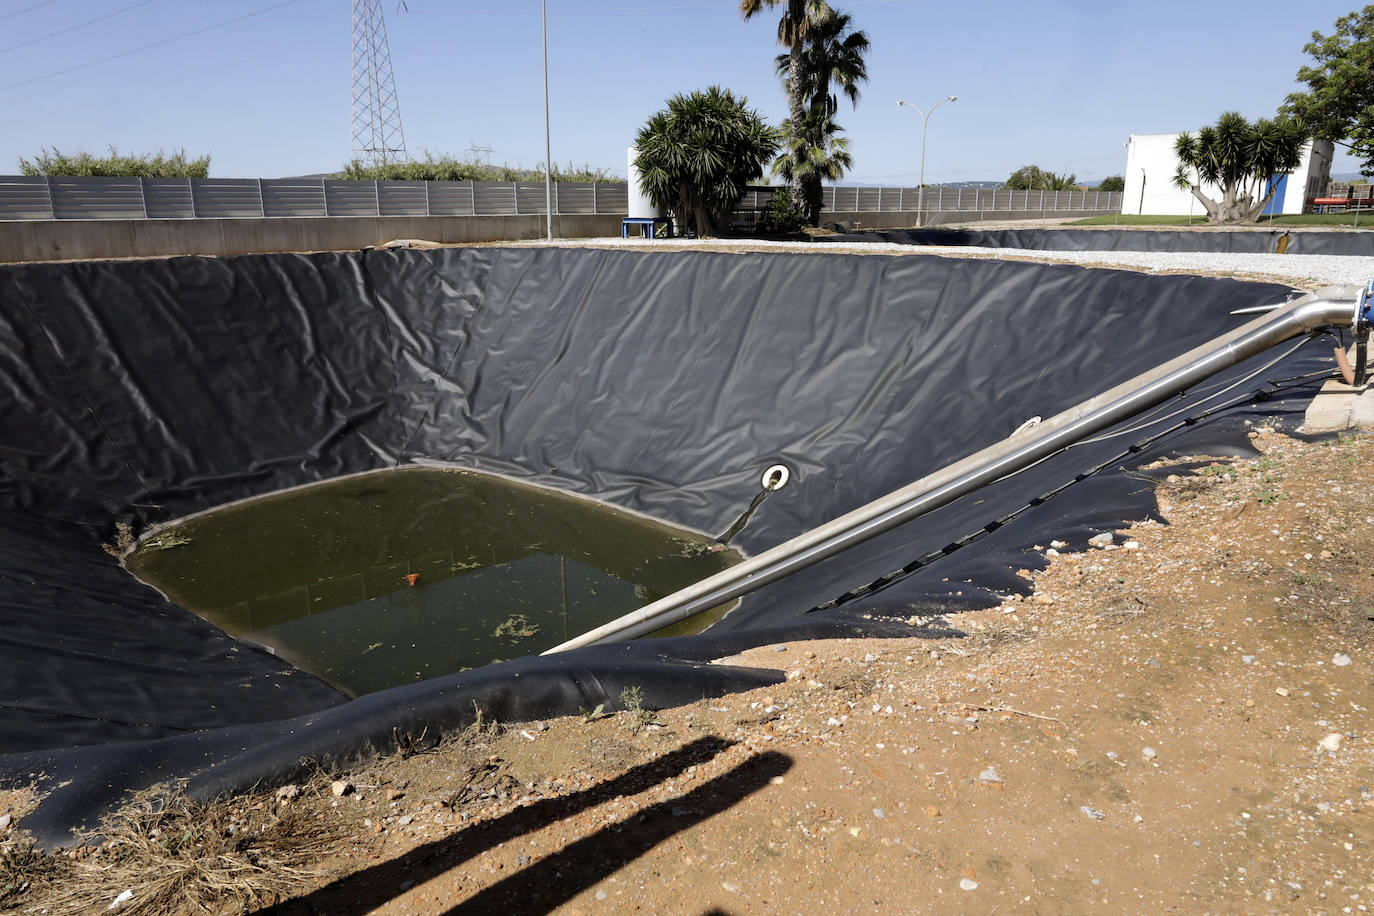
xmin=1068 ymin=213 xmax=1374 ymax=227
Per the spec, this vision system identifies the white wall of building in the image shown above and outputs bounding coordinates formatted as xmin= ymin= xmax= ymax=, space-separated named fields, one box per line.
xmin=1122 ymin=133 xmax=1332 ymax=216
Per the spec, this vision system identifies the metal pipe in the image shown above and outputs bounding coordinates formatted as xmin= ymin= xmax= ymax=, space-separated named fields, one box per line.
xmin=544 ymin=289 xmax=1358 ymax=654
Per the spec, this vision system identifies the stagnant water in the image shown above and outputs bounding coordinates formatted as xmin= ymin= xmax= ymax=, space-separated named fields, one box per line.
xmin=126 ymin=468 xmax=741 ymax=697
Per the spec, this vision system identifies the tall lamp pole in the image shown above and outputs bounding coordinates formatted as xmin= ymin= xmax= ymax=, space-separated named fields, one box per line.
xmin=897 ymin=96 xmax=957 ymax=227
xmin=541 ymin=0 xmax=553 ymax=239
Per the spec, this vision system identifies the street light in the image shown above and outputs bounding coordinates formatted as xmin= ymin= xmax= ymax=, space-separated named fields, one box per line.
xmin=897 ymin=96 xmax=957 ymax=227
xmin=541 ymin=0 xmax=553 ymax=240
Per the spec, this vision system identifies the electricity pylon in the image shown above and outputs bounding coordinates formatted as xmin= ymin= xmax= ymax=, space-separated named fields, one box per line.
xmin=350 ymin=0 xmax=408 ymax=167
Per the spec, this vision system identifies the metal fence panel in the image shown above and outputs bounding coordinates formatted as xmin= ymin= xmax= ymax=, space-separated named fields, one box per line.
xmin=427 ymin=181 xmax=475 ymax=216
xmin=49 ymin=176 xmax=145 ymax=219
xmin=556 ymin=182 xmax=596 ymax=214
xmin=595 ymin=183 xmax=626 ymax=214
xmin=140 ymin=178 xmax=195 ymax=218
xmin=261 ymin=179 xmax=327 ymax=218
xmin=472 ymin=182 xmax=517 ymax=215
xmin=378 ymin=180 xmax=428 ymax=216
xmin=189 ymin=179 xmax=262 ymax=218
xmin=324 ymin=180 xmax=379 ymax=217
xmin=515 ymin=182 xmax=551 ymax=214
xmin=0 ymin=176 xmax=55 ymax=218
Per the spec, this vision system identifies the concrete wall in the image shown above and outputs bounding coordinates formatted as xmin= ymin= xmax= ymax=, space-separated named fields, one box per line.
xmin=1123 ymin=134 xmax=1333 ymax=216
xmin=0 ymin=214 xmax=624 ymax=263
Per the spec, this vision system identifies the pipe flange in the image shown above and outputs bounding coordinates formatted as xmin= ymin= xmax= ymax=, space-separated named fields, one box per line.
xmin=761 ymin=464 xmax=790 ymax=491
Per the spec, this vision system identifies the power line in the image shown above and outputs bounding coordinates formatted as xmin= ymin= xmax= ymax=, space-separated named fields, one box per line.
xmin=0 ymin=0 xmax=308 ymax=93
xmin=0 ymin=0 xmax=156 ymax=55
xmin=0 ymin=0 xmax=59 ymax=24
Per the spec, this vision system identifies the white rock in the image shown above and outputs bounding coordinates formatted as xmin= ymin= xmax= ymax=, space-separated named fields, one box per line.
xmin=979 ymin=766 xmax=1003 ymax=784
xmin=0 ymin=813 xmax=11 ymax=830
xmin=1142 ymin=747 xmax=1157 ymax=760
xmin=1045 ymin=548 xmax=1059 ymax=557
xmin=1319 ymin=733 xmax=1344 ymax=753
xmin=1050 ymin=540 xmax=1067 ymax=549
xmin=1081 ymin=806 xmax=1106 ymax=820
xmin=959 ymin=878 xmax=979 ymax=891
xmin=330 ymin=780 xmax=353 ymax=797
xmin=1123 ymin=541 xmax=1139 ymax=550
xmin=1088 ymin=532 xmax=1114 ymax=547
xmin=108 ymin=890 xmax=135 ymax=910
xmin=1333 ymin=654 xmax=1352 ymax=667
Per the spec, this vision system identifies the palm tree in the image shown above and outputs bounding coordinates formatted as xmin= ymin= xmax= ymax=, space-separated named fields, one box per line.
xmin=774 ymin=8 xmax=868 ymax=120
xmin=634 ymin=87 xmax=782 ymax=237
xmin=739 ymin=0 xmax=830 ymax=206
xmin=773 ymin=109 xmax=853 ymax=220
xmin=770 ymin=6 xmax=868 ymax=224
xmin=1172 ymin=111 xmax=1308 ymax=223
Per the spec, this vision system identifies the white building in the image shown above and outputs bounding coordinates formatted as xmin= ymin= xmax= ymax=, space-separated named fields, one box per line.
xmin=1122 ymin=133 xmax=1333 ymax=217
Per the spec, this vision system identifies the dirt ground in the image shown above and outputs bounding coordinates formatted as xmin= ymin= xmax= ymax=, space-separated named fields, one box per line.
xmin=4 ymin=428 xmax=1372 ymax=915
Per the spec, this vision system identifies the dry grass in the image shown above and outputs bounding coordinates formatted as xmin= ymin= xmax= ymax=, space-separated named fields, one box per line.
xmin=5 ymin=780 xmax=350 ymax=916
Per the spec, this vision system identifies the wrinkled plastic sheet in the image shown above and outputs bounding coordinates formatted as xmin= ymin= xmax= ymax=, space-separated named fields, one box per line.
xmin=0 ymin=246 xmax=1336 ymax=845
xmin=828 ymin=226 xmax=1374 ymax=255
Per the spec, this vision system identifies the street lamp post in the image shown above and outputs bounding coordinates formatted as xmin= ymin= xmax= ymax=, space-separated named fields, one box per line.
xmin=897 ymin=96 xmax=957 ymax=227
xmin=541 ymin=0 xmax=553 ymax=240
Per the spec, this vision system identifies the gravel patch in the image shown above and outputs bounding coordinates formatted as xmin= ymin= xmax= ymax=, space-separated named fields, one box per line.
xmin=502 ymin=237 xmax=1374 ymax=288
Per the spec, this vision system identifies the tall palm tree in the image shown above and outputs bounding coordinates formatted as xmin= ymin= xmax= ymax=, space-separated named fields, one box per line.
xmin=771 ymin=6 xmax=868 ymax=224
xmin=774 ymin=8 xmax=869 ymax=120
xmin=773 ymin=109 xmax=853 ymax=220
xmin=739 ymin=0 xmax=830 ymax=206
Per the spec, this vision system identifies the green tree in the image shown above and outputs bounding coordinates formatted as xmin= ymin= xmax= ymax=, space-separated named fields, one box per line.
xmin=740 ymin=0 xmax=829 ymax=208
xmin=633 ymin=86 xmax=781 ymax=237
xmin=1096 ymin=175 xmax=1125 ymax=192
xmin=1282 ymin=6 xmax=1374 ymax=176
xmin=1172 ymin=111 xmax=1307 ymax=223
xmin=773 ymin=109 xmax=853 ymax=220
xmin=18 ymin=146 xmax=210 ymax=178
xmin=1005 ymin=165 xmax=1077 ymax=191
xmin=772 ymin=6 xmax=868 ymax=224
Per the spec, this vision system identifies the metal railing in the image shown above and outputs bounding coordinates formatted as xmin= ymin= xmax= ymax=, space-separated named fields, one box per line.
xmin=0 ymin=176 xmax=1122 ymax=222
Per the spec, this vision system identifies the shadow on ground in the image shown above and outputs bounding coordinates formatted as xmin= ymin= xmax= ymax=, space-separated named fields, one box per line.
xmin=265 ymin=735 xmax=792 ymax=915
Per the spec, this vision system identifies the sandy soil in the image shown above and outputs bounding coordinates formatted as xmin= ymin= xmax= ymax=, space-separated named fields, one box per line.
xmin=4 ymin=430 xmax=1372 ymax=916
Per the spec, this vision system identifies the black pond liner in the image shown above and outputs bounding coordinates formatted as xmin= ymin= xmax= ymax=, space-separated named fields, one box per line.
xmin=0 ymin=246 xmax=1343 ymax=846
xmin=826 ymin=226 xmax=1374 ymax=255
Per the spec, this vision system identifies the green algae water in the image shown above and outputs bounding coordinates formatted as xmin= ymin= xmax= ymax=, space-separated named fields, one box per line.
xmin=125 ymin=468 xmax=741 ymax=697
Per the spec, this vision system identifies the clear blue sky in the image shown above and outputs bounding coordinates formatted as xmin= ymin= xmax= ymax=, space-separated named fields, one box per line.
xmin=0 ymin=0 xmax=1365 ymax=183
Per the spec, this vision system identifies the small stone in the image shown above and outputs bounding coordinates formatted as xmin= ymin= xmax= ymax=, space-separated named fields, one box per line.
xmin=330 ymin=780 xmax=353 ymax=797
xmin=804 ymin=651 xmax=816 ymax=659
xmin=1123 ymin=540 xmax=1139 ymax=550
xmin=863 ymin=653 xmax=878 ymax=662
xmin=774 ymin=644 xmax=787 ymax=653
xmin=1333 ymin=654 xmax=1352 ymax=667
xmin=959 ymin=878 xmax=979 ymax=891
xmin=1245 ymin=699 xmax=1255 ymax=708
xmin=1088 ymin=532 xmax=1114 ymax=547
xmin=1050 ymin=540 xmax=1067 ymax=549
xmin=1275 ymin=687 xmax=1289 ymax=697
xmin=1142 ymin=747 xmax=1157 ymax=760
xmin=1242 ymin=655 xmax=1256 ymax=664
xmin=1319 ymin=733 xmax=1344 ymax=753
xmin=109 ymin=889 xmax=135 ymax=910
xmin=386 ymin=788 xmax=406 ymax=801
xmin=398 ymin=814 xmax=414 ymax=826
xmin=275 ymin=784 xmax=301 ymax=802
xmin=1320 ymin=549 xmax=1333 ymax=559
xmin=925 ymin=805 xmax=941 ymax=818
xmin=978 ymin=766 xmax=1003 ymax=784
xmin=514 ymin=854 xmax=531 ymax=866
xmin=0 ymin=813 xmax=12 ymax=830
xmin=1033 ymin=593 xmax=1054 ymax=605
xmin=1081 ymin=806 xmax=1105 ymax=820
xmin=1133 ymin=814 xmax=1144 ymax=824
xmin=873 ymin=808 xmax=886 ymax=819
xmin=1045 ymin=548 xmax=1059 ymax=557
xmin=596 ymin=890 xmax=608 ymax=901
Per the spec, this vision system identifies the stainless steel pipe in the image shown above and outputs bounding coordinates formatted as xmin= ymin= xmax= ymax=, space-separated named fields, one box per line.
xmin=544 ymin=288 xmax=1359 ymax=654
